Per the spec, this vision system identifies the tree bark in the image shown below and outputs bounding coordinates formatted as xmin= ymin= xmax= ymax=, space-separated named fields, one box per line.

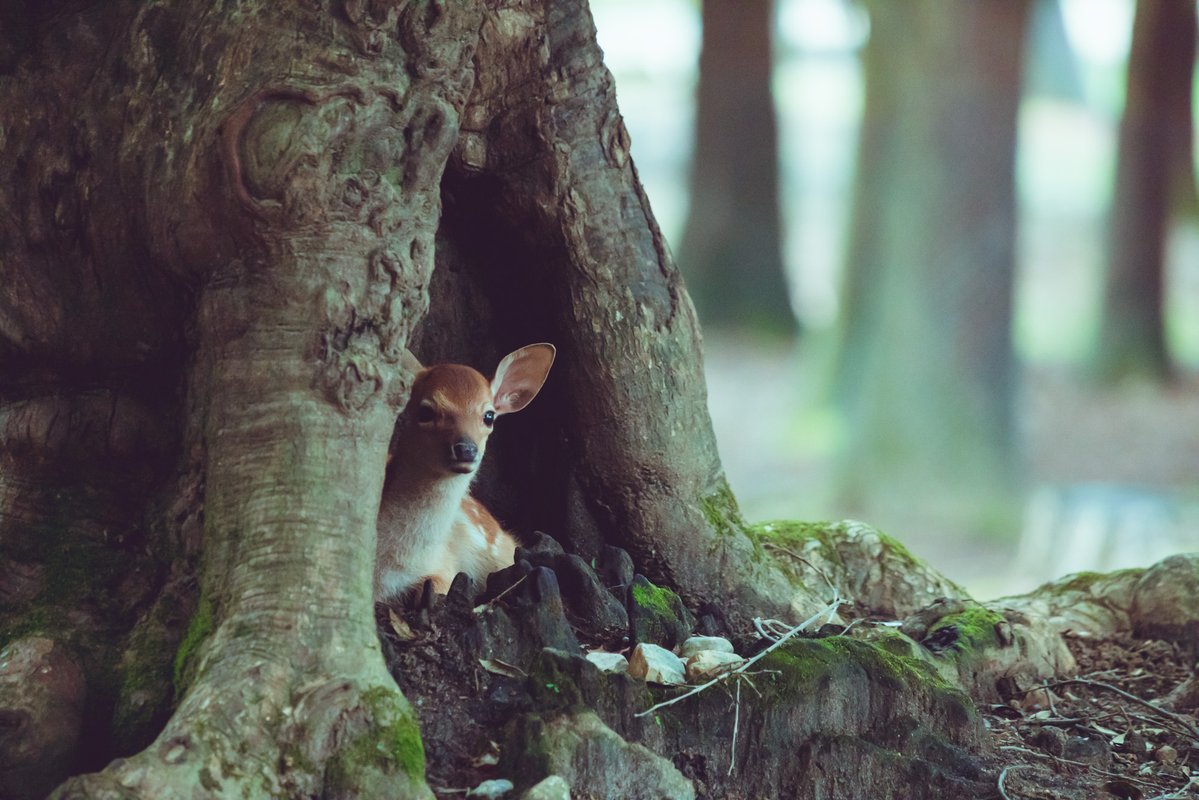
xmin=1092 ymin=0 xmax=1196 ymax=384
xmin=3 ymin=1 xmax=477 ymax=796
xmin=834 ymin=0 xmax=1030 ymax=530
xmin=0 ymin=1 xmax=800 ymax=795
xmin=675 ymin=0 xmax=795 ymax=335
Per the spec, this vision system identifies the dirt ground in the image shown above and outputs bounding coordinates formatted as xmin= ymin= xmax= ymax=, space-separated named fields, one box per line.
xmin=980 ymin=632 xmax=1198 ymax=799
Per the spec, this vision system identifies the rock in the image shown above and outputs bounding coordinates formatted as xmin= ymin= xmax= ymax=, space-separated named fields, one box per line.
xmin=1154 ymin=744 xmax=1178 ymax=765
xmin=1062 ymin=735 xmax=1110 ymax=767
xmin=597 ymin=545 xmax=634 ymax=595
xmin=1027 ymin=725 xmax=1067 ymax=756
xmin=628 ymin=643 xmax=686 ymax=686
xmin=679 ymin=636 xmax=735 ymax=659
xmin=0 ymin=637 xmax=86 ymax=800
xmin=526 ymin=649 xmax=657 ymax=733
xmin=485 ymin=558 xmax=533 ymax=602
xmin=1163 ymin=673 xmax=1199 ymax=712
xmin=520 ymin=775 xmax=571 ymax=800
xmin=585 ymin=652 xmax=629 ymax=674
xmin=685 ymin=650 xmax=743 ymax=682
xmin=554 ymin=553 xmax=629 ymax=636
xmin=467 ymin=778 xmax=514 ymax=798
xmin=514 ymin=532 xmax=566 ymax=571
xmin=515 ymin=567 xmax=581 ymax=654
xmin=1132 ymin=554 xmax=1199 ymax=654
xmin=506 ymin=710 xmax=696 ymax=800
xmin=627 ymin=575 xmax=691 ymax=649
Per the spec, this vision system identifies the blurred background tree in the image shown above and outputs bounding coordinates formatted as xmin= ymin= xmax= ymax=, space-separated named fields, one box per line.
xmin=678 ymin=0 xmax=796 ymax=335
xmin=1092 ymin=0 xmax=1197 ymax=384
xmin=593 ymin=0 xmax=1199 ymax=597
xmin=834 ymin=0 xmax=1029 ymax=531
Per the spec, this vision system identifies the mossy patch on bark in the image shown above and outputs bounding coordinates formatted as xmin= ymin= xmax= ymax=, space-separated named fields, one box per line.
xmin=759 ymin=636 xmax=959 ymax=701
xmin=926 ymin=606 xmax=1007 ymax=654
xmin=172 ymin=593 xmax=213 ymax=696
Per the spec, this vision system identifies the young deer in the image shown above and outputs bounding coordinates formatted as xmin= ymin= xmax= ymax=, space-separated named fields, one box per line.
xmin=374 ymin=343 xmax=556 ymax=603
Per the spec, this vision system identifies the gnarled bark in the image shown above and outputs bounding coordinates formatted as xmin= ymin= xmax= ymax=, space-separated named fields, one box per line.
xmin=1 ymin=0 xmax=796 ymax=795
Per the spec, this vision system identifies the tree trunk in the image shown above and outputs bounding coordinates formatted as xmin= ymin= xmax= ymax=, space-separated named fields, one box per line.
xmin=834 ymin=0 xmax=1030 ymax=531
xmin=0 ymin=1 xmax=798 ymax=795
xmin=1092 ymin=0 xmax=1196 ymax=384
xmin=675 ymin=0 xmax=796 ymax=335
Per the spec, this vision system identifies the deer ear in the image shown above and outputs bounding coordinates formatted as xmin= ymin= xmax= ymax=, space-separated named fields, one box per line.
xmin=491 ymin=343 xmax=556 ymax=415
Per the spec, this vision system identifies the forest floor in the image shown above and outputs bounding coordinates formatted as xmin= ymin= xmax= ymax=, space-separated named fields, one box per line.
xmin=980 ymin=632 xmax=1198 ymax=800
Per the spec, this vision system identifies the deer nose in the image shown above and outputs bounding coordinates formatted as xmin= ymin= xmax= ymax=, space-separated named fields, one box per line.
xmin=451 ymin=440 xmax=478 ymax=464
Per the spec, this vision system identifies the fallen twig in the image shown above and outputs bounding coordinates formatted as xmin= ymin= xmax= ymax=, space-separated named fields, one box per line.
xmin=635 ymin=597 xmax=842 ymax=718
xmin=1146 ymin=775 xmax=1199 ymax=800
xmin=997 ymin=764 xmax=1027 ymax=800
xmin=728 ymin=677 xmax=741 ymax=776
xmin=1034 ymin=679 xmax=1199 ymax=742
xmin=476 ymin=574 xmax=528 ymax=611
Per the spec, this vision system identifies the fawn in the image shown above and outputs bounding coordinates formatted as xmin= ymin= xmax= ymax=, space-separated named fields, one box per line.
xmin=374 ymin=343 xmax=556 ymax=602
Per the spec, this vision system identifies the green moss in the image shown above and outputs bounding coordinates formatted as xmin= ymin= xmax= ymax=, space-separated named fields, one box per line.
xmin=748 ymin=520 xmax=844 ymax=568
xmin=874 ymin=530 xmax=918 ymax=566
xmin=628 ymin=576 xmax=689 ymax=648
xmin=0 ymin=605 xmax=57 ymax=650
xmin=1051 ymin=568 xmax=1144 ymax=594
xmin=760 ymin=637 xmax=955 ymax=702
xmin=699 ymin=481 xmax=745 ymax=539
xmin=926 ymin=605 xmax=1005 ymax=653
xmin=631 ymin=582 xmax=675 ymax=617
xmin=748 ymin=520 xmax=929 ymax=576
xmin=173 ymin=594 xmax=214 ymax=696
xmin=325 ymin=686 xmax=426 ymax=793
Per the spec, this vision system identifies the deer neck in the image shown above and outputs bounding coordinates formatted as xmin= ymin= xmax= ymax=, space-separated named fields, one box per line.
xmin=378 ymin=455 xmax=475 ymax=562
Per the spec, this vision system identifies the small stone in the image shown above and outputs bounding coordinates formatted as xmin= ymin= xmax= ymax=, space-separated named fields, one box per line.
xmin=627 ymin=643 xmax=686 ymax=685
xmin=678 ymin=636 xmax=734 ymax=659
xmin=585 ymin=652 xmax=629 ymax=674
xmin=1154 ymin=744 xmax=1178 ymax=765
xmin=467 ymin=778 xmax=514 ymax=799
xmin=1028 ymin=725 xmax=1067 ymax=756
xmin=520 ymin=775 xmax=571 ymax=800
xmin=685 ymin=650 xmax=743 ymax=683
xmin=1062 ymin=735 xmax=1110 ymax=766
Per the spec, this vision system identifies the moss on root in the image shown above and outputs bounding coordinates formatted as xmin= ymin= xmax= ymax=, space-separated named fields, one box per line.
xmin=747 ymin=520 xmax=846 ymax=569
xmin=172 ymin=593 xmax=214 ymax=696
xmin=323 ymin=686 xmax=428 ymax=796
xmin=630 ymin=581 xmax=675 ymax=618
xmin=760 ymin=637 xmax=956 ymax=700
xmin=747 ymin=519 xmax=927 ymax=576
xmin=699 ymin=481 xmax=746 ymax=540
xmin=926 ymin=606 xmax=1006 ymax=654
xmin=1050 ymin=568 xmax=1145 ymax=595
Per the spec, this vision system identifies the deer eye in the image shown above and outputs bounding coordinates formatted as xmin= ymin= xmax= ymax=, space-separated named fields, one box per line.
xmin=483 ymin=410 xmax=495 ymax=427
xmin=416 ymin=404 xmax=436 ymax=424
